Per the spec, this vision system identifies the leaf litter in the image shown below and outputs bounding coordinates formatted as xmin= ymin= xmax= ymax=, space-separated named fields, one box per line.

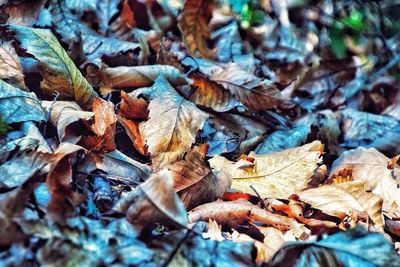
xmin=1 ymin=0 xmax=400 ymax=266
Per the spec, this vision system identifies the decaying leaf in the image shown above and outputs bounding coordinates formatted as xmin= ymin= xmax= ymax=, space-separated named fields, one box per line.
xmin=188 ymin=199 xmax=307 ymax=234
xmin=128 ymin=75 xmax=208 ymax=169
xmin=0 ymin=41 xmax=26 ymax=89
xmin=4 ymin=25 xmax=98 ymax=107
xmin=168 ymin=145 xmax=232 ymax=210
xmin=92 ymin=64 xmax=189 ymax=91
xmin=42 ymin=100 xmax=94 ymax=144
xmin=269 ymin=226 xmax=400 ymax=267
xmin=46 ymin=143 xmax=86 ymax=219
xmin=0 ymin=137 xmax=55 ymax=188
xmin=48 ymin=1 xmax=139 ymax=66
xmin=113 ymin=169 xmax=188 ymax=229
xmin=178 ymin=0 xmax=215 ymax=59
xmin=211 ymin=63 xmax=282 ymax=111
xmin=0 ymin=80 xmax=45 ymax=123
xmin=80 ymin=97 xmax=117 ymax=152
xmin=296 ymin=181 xmax=384 ymax=231
xmin=182 ymin=73 xmax=243 ymax=112
xmin=209 ymin=141 xmax=324 ymax=199
xmin=329 ymin=147 xmax=400 ymax=216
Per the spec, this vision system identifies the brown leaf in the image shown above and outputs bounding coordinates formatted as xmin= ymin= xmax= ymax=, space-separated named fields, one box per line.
xmin=118 ymin=115 xmax=148 ymax=155
xmin=46 ymin=143 xmax=86 ymax=220
xmin=0 ymin=41 xmax=26 ymax=89
xmin=329 ymin=147 xmax=400 ymax=217
xmin=129 ymin=75 xmax=208 ymax=169
xmin=183 ymin=73 xmax=243 ymax=112
xmin=92 ymin=64 xmax=189 ymax=91
xmin=120 ymin=91 xmax=149 ymax=120
xmin=106 ymin=0 xmax=136 ymax=41
xmin=211 ymin=63 xmax=282 ymax=111
xmin=4 ymin=0 xmax=45 ymax=26
xmin=168 ymin=146 xmax=232 ymax=210
xmin=178 ymin=0 xmax=215 ymax=59
xmin=113 ymin=169 xmax=188 ymax=229
xmin=42 ymin=101 xmax=94 ymax=144
xmin=80 ymin=97 xmax=117 ymax=152
xmin=188 ymin=199 xmax=305 ymax=232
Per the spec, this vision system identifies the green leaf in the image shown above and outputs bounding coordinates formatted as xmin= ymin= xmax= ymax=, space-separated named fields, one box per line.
xmin=342 ymin=10 xmax=364 ymax=31
xmin=0 ymin=116 xmax=11 ymax=135
xmin=329 ymin=24 xmax=346 ymax=59
xmin=5 ymin=25 xmax=98 ymax=108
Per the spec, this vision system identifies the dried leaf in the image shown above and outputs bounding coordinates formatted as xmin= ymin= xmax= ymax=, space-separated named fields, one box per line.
xmin=0 ymin=41 xmax=26 ymax=89
xmin=211 ymin=63 xmax=282 ymax=111
xmin=169 ymin=146 xmax=232 ymax=210
xmin=329 ymin=147 xmax=400 ymax=216
xmin=93 ymin=64 xmax=189 ymax=90
xmin=297 ymin=181 xmax=384 ymax=231
xmin=178 ymin=0 xmax=214 ymax=59
xmin=118 ymin=115 xmax=148 ymax=155
xmin=209 ymin=141 xmax=324 ymax=199
xmin=46 ymin=143 xmax=86 ymax=219
xmin=4 ymin=0 xmax=45 ymax=26
xmin=5 ymin=25 xmax=98 ymax=108
xmin=0 ymin=80 xmax=45 ymax=123
xmin=129 ymin=75 xmax=208 ymax=169
xmin=182 ymin=73 xmax=243 ymax=112
xmin=42 ymin=100 xmax=94 ymax=144
xmin=80 ymin=97 xmax=117 ymax=152
xmin=49 ymin=1 xmax=139 ymax=67
xmin=188 ymin=199 xmax=304 ymax=233
xmin=0 ymin=137 xmax=54 ymax=188
xmin=113 ymin=169 xmax=188 ymax=229
xmin=119 ymin=91 xmax=149 ymax=120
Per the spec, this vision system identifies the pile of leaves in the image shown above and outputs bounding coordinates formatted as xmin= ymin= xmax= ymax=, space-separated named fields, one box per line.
xmin=1 ymin=0 xmax=400 ymax=265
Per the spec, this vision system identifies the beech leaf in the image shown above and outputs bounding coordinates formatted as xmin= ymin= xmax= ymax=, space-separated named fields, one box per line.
xmin=209 ymin=141 xmax=324 ymax=199
xmin=128 ymin=75 xmax=208 ymax=169
xmin=0 ymin=41 xmax=26 ymax=89
xmin=5 ymin=25 xmax=98 ymax=108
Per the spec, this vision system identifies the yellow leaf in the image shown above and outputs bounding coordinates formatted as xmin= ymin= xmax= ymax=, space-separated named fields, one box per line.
xmin=209 ymin=141 xmax=324 ymax=199
xmin=297 ymin=181 xmax=384 ymax=231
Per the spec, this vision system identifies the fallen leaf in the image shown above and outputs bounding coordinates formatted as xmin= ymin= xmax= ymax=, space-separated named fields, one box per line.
xmin=182 ymin=73 xmax=243 ymax=112
xmin=42 ymin=100 xmax=94 ymax=144
xmin=0 ymin=41 xmax=26 ymax=89
xmin=80 ymin=97 xmax=117 ymax=152
xmin=211 ymin=63 xmax=282 ymax=111
xmin=4 ymin=25 xmax=98 ymax=108
xmin=188 ymin=199 xmax=305 ymax=233
xmin=93 ymin=64 xmax=189 ymax=90
xmin=0 ymin=80 xmax=45 ymax=123
xmin=0 ymin=137 xmax=55 ymax=188
xmin=209 ymin=141 xmax=324 ymax=199
xmin=119 ymin=91 xmax=149 ymax=120
xmin=129 ymin=75 xmax=208 ymax=169
xmin=296 ymin=181 xmax=384 ymax=231
xmin=269 ymin=226 xmax=400 ymax=267
xmin=168 ymin=145 xmax=232 ymax=210
xmin=46 ymin=143 xmax=86 ymax=220
xmin=178 ymin=0 xmax=215 ymax=59
xmin=113 ymin=169 xmax=188 ymax=229
xmin=49 ymin=1 xmax=139 ymax=67
xmin=3 ymin=0 xmax=45 ymax=26
xmin=329 ymin=147 xmax=400 ymax=216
